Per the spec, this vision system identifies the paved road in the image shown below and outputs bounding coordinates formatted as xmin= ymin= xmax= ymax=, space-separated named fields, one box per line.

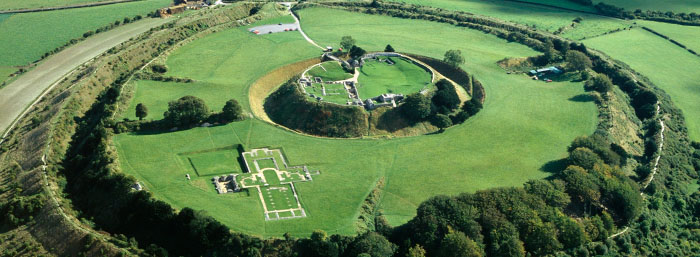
xmin=0 ymin=17 xmax=170 ymax=139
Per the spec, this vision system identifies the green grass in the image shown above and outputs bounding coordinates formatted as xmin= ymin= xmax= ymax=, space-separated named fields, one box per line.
xmin=0 ymin=66 xmax=17 ymax=85
xmin=386 ymin=0 xmax=630 ymax=40
xmin=307 ymin=61 xmax=353 ymax=81
xmin=593 ymin=0 xmax=700 ymax=13
xmin=357 ymin=57 xmax=432 ymax=99
xmin=182 ymin=150 xmax=241 ymax=177
xmin=257 ymin=159 xmax=278 ymax=171
xmin=0 ymin=0 xmax=110 ymax=11
xmin=636 ymin=20 xmax=700 ymax=54
xmin=263 ymin=184 xmax=296 ymax=211
xmin=121 ymin=80 xmax=234 ymax=121
xmin=584 ymin=28 xmax=700 ymax=141
xmin=304 ymin=83 xmax=352 ymax=105
xmin=114 ymin=9 xmax=597 ymax=236
xmin=0 ymin=0 xmax=171 ymax=66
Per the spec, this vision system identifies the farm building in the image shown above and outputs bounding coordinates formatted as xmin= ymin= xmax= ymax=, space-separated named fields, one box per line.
xmin=529 ymin=66 xmax=562 ymax=76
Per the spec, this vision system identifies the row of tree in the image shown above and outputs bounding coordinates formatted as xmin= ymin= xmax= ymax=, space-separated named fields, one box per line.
xmin=122 ymin=96 xmax=243 ymax=132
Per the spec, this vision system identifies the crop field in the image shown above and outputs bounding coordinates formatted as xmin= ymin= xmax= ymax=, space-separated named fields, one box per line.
xmin=636 ymin=20 xmax=700 ymax=54
xmin=385 ymin=0 xmax=630 ymax=40
xmin=0 ymin=0 xmax=171 ymax=66
xmin=306 ymin=61 xmax=353 ymax=81
xmin=114 ymin=7 xmax=597 ymax=236
xmin=357 ymin=57 xmax=432 ymax=99
xmin=0 ymin=0 xmax=109 ymax=11
xmin=584 ymin=28 xmax=700 ymax=141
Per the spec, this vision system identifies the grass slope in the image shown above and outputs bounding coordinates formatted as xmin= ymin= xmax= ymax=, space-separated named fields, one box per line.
xmin=584 ymin=28 xmax=700 ymax=141
xmin=357 ymin=57 xmax=432 ymax=98
xmin=307 ymin=61 xmax=353 ymax=81
xmin=385 ymin=0 xmax=630 ymax=40
xmin=636 ymin=20 xmax=700 ymax=54
xmin=114 ymin=8 xmax=597 ymax=236
xmin=593 ymin=0 xmax=700 ymax=13
xmin=0 ymin=0 xmax=109 ymax=11
xmin=0 ymin=0 xmax=171 ymax=66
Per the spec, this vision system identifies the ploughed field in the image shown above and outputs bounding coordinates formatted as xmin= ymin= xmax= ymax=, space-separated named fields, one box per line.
xmin=114 ymin=8 xmax=597 ymax=237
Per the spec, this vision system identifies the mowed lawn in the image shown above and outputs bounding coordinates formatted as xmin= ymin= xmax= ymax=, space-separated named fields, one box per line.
xmin=0 ymin=0 xmax=109 ymax=11
xmin=636 ymin=20 xmax=700 ymax=54
xmin=384 ymin=0 xmax=630 ymax=40
xmin=584 ymin=28 xmax=700 ymax=141
xmin=357 ymin=57 xmax=432 ymax=98
xmin=114 ymin=8 xmax=597 ymax=237
xmin=0 ymin=0 xmax=171 ymax=66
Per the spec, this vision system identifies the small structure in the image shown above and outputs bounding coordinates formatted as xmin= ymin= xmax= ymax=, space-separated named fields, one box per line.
xmin=325 ymin=46 xmax=333 ymax=52
xmin=186 ymin=174 xmax=191 ymax=180
xmin=132 ymin=182 xmax=143 ymax=191
xmin=529 ymin=66 xmax=562 ymax=77
xmin=211 ymin=174 xmax=240 ymax=194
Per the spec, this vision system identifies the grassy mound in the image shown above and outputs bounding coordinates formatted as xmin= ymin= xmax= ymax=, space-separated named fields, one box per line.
xmin=265 ymin=81 xmax=368 ymax=138
xmin=357 ymin=57 xmax=432 ymax=99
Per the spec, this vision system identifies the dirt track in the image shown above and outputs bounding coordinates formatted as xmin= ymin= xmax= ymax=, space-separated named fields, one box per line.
xmin=0 ymin=17 xmax=170 ymax=138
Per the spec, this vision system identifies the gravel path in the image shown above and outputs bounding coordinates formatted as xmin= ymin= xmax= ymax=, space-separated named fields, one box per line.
xmin=0 ymin=17 xmax=170 ymax=142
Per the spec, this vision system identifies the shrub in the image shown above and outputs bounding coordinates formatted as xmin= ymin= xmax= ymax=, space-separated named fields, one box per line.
xmin=151 ymin=64 xmax=168 ymax=73
xmin=432 ymin=79 xmax=460 ymax=111
xmin=569 ymin=147 xmax=600 ymax=170
xmin=431 ymin=114 xmax=452 ymax=131
xmin=220 ymin=99 xmax=243 ymax=122
xmin=401 ymin=93 xmax=432 ymax=121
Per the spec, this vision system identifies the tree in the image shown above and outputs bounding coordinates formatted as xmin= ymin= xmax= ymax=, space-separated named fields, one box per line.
xmin=346 ymin=232 xmax=396 ymax=257
xmin=585 ymin=74 xmax=614 ymax=93
xmin=384 ymin=44 xmax=395 ymax=52
xmin=568 ymin=147 xmax=601 ymax=170
xmin=444 ymin=49 xmax=465 ymax=67
xmin=401 ymin=93 xmax=432 ymax=121
xmin=541 ymin=39 xmax=557 ymax=64
xmin=340 ymin=36 xmax=356 ymax=51
xmin=407 ymin=245 xmax=427 ymax=257
xmin=462 ymin=99 xmax=482 ymax=116
xmin=432 ymin=114 xmax=453 ymax=131
xmin=438 ymin=231 xmax=482 ymax=257
xmin=432 ymin=79 xmax=460 ymax=111
xmin=565 ymin=50 xmax=592 ymax=72
xmin=349 ymin=45 xmax=367 ymax=59
xmin=163 ymin=96 xmax=210 ymax=127
xmin=488 ymin=226 xmax=525 ymax=257
xmin=136 ymin=103 xmax=148 ymax=120
xmin=221 ymin=99 xmax=243 ymax=122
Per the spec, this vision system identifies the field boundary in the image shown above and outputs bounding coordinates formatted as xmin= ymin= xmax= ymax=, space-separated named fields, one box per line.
xmin=0 ymin=0 xmax=141 ymax=14
xmin=640 ymin=26 xmax=700 ymax=57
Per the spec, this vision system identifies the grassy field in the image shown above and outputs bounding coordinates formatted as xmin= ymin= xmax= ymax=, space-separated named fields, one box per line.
xmin=114 ymin=7 xmax=597 ymax=236
xmin=636 ymin=20 xmax=700 ymax=54
xmin=121 ymin=80 xmax=235 ymax=121
xmin=0 ymin=0 xmax=171 ymax=66
xmin=0 ymin=66 xmax=17 ymax=85
xmin=307 ymin=61 xmax=353 ymax=81
xmin=386 ymin=0 xmax=630 ymax=40
xmin=593 ymin=0 xmax=700 ymax=13
xmin=0 ymin=0 xmax=110 ymax=11
xmin=304 ymin=83 xmax=351 ymax=105
xmin=182 ymin=149 xmax=242 ymax=177
xmin=584 ymin=28 xmax=700 ymax=141
xmin=357 ymin=57 xmax=432 ymax=99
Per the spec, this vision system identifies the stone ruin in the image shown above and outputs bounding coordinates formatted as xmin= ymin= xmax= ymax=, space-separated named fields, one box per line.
xmin=211 ymin=174 xmax=240 ymax=194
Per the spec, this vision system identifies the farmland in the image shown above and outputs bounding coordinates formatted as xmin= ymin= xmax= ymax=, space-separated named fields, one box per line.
xmin=114 ymin=7 xmax=597 ymax=236
xmin=385 ymin=0 xmax=630 ymax=40
xmin=592 ymin=0 xmax=700 ymax=13
xmin=584 ymin=28 xmax=700 ymax=141
xmin=0 ymin=0 xmax=112 ymax=11
xmin=0 ymin=0 xmax=171 ymax=66
xmin=636 ymin=20 xmax=700 ymax=53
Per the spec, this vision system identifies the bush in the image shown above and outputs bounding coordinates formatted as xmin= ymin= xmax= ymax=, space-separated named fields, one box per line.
xmin=220 ymin=99 xmax=243 ymax=122
xmin=432 ymin=79 xmax=460 ymax=111
xmin=431 ymin=114 xmax=452 ymax=131
xmin=151 ymin=64 xmax=168 ymax=73
xmin=569 ymin=147 xmax=600 ymax=170
xmin=585 ymin=74 xmax=613 ymax=93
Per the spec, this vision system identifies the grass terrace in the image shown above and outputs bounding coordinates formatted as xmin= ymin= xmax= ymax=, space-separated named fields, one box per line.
xmin=307 ymin=61 xmax=353 ymax=81
xmin=357 ymin=57 xmax=432 ymax=99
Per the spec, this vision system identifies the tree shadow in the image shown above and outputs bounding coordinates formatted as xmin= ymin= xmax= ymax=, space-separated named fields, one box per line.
xmin=568 ymin=94 xmax=594 ymax=102
xmin=540 ymin=158 xmax=568 ymax=174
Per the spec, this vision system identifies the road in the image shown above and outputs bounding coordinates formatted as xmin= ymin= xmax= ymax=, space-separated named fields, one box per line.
xmin=0 ymin=17 xmax=170 ymax=141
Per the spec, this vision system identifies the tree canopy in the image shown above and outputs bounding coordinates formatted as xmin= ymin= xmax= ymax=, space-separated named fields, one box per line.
xmin=340 ymin=36 xmax=356 ymax=51
xmin=163 ymin=95 xmax=210 ymax=127
xmin=349 ymin=45 xmax=367 ymax=59
xmin=566 ymin=50 xmax=592 ymax=72
xmin=401 ymin=93 xmax=432 ymax=121
xmin=136 ymin=103 xmax=148 ymax=120
xmin=384 ymin=44 xmax=395 ymax=52
xmin=221 ymin=99 xmax=243 ymax=122
xmin=444 ymin=49 xmax=465 ymax=67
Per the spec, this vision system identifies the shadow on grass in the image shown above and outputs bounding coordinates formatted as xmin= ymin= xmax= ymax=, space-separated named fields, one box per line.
xmin=540 ymin=158 xmax=569 ymax=175
xmin=568 ymin=94 xmax=595 ymax=102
